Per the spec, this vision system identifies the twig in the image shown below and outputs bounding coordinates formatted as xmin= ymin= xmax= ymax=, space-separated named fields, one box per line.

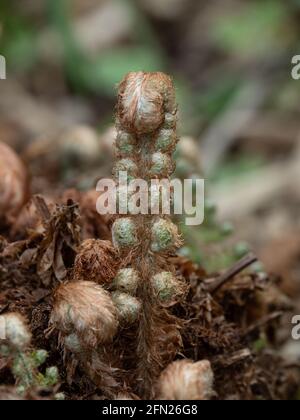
xmin=205 ymin=253 xmax=258 ymax=294
xmin=243 ymin=311 xmax=283 ymax=336
xmin=212 ymin=348 xmax=252 ymax=367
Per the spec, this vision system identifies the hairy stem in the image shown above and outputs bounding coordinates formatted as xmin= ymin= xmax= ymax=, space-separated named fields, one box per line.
xmin=113 ymin=72 xmax=184 ymax=398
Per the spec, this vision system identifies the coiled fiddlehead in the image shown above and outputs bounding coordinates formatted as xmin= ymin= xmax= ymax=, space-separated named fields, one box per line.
xmin=112 ymin=72 xmax=186 ymax=398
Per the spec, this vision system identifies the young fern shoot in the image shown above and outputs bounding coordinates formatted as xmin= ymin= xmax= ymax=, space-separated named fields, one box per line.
xmin=112 ymin=72 xmax=185 ymax=398
xmin=0 ymin=313 xmax=60 ymax=397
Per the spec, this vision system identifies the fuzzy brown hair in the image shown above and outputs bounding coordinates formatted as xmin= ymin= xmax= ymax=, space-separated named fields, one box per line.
xmin=156 ymin=359 xmax=214 ymax=400
xmin=50 ymin=280 xmax=119 ymax=347
xmin=74 ymin=239 xmax=119 ymax=284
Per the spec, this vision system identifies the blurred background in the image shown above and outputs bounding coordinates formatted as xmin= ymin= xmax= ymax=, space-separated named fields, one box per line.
xmin=1 ymin=0 xmax=300 ymax=286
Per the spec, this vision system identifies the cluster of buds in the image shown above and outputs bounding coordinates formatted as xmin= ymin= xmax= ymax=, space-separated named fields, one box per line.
xmin=111 ymin=268 xmax=142 ymax=324
xmin=50 ymin=281 xmax=123 ymax=396
xmin=151 ymin=271 xmax=185 ymax=305
xmin=111 ymin=72 xmax=185 ymax=396
xmin=112 ymin=72 xmax=181 ymax=255
xmin=0 ymin=313 xmax=61 ymax=397
xmin=112 ymin=72 xmax=182 ymax=282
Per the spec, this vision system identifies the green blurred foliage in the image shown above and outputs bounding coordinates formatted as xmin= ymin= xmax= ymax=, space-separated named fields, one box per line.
xmin=211 ymin=0 xmax=293 ymax=58
xmin=46 ymin=0 xmax=166 ymax=94
xmin=211 ymin=155 xmax=266 ymax=186
xmin=179 ymin=200 xmax=250 ymax=272
xmin=72 ymin=46 xmax=166 ymax=95
xmin=0 ymin=1 xmax=38 ymax=72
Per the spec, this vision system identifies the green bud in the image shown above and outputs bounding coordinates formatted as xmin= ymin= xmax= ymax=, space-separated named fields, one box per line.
xmin=31 ymin=349 xmax=48 ymax=367
xmin=12 ymin=354 xmax=34 ymax=387
xmin=116 ymin=186 xmax=134 ymax=214
xmin=151 ymin=218 xmax=179 ymax=253
xmin=150 ymin=152 xmax=173 ymax=177
xmin=44 ymin=366 xmax=59 ymax=386
xmin=12 ymin=356 xmax=25 ymax=378
xmin=151 ymin=272 xmax=179 ymax=302
xmin=2 ymin=313 xmax=31 ymax=350
xmin=113 ymin=268 xmax=139 ymax=295
xmin=155 ymin=129 xmax=177 ymax=152
xmin=111 ymin=291 xmax=141 ymax=324
xmin=116 ymin=132 xmax=135 ymax=156
xmin=16 ymin=385 xmax=26 ymax=395
xmin=64 ymin=333 xmax=82 ymax=354
xmin=54 ymin=392 xmax=65 ymax=400
xmin=164 ymin=113 xmax=176 ymax=129
xmin=112 ymin=218 xmax=138 ymax=249
xmin=114 ymin=158 xmax=137 ymax=177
